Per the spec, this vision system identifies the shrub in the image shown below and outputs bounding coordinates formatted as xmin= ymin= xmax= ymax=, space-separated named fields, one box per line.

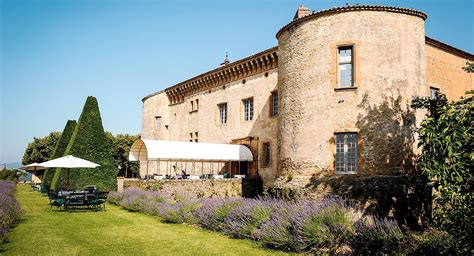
xmin=254 ymin=201 xmax=299 ymax=251
xmin=158 ymin=200 xmax=200 ymax=224
xmin=221 ymin=198 xmax=275 ymax=239
xmin=350 ymin=217 xmax=403 ymax=255
xmin=52 ymin=96 xmax=117 ymax=191
xmin=0 ymin=181 xmax=22 ymax=245
xmin=195 ymin=198 xmax=243 ymax=231
xmin=110 ymin=187 xmax=426 ymax=254
xmin=412 ymin=91 xmax=473 ymax=253
xmin=293 ymin=200 xmax=354 ymax=252
xmin=45 ymin=120 xmax=76 ymax=188
xmin=402 ymin=229 xmax=455 ymax=255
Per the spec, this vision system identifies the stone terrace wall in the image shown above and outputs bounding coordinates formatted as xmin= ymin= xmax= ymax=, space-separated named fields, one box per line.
xmin=272 ymin=175 xmax=431 ymax=229
xmin=121 ymin=178 xmax=244 ymax=198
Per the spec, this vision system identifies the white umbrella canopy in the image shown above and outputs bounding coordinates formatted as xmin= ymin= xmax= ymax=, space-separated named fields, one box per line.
xmin=20 ymin=163 xmax=46 ymax=171
xmin=39 ymin=155 xmax=100 ymax=189
xmin=40 ymin=155 xmax=100 ymax=168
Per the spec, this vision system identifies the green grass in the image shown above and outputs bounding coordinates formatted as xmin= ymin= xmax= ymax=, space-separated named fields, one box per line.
xmin=3 ymin=185 xmax=289 ymax=256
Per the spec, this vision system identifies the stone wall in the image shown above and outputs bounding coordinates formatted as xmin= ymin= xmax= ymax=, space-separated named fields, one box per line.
xmin=142 ymin=69 xmax=279 ymax=185
xmin=121 ymin=178 xmax=244 ymax=198
xmin=272 ymin=174 xmax=431 ymax=229
xmin=425 ymin=43 xmax=473 ymax=101
xmin=277 ymin=9 xmax=426 ymax=177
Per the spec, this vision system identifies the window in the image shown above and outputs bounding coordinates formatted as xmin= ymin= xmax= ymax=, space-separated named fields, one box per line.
xmin=335 ymin=133 xmax=358 ymax=173
xmin=429 ymin=87 xmax=440 ymax=100
xmin=243 ymin=98 xmax=254 ymax=121
xmin=271 ymin=91 xmax=278 ymax=117
xmin=194 ymin=132 xmax=198 ymax=143
xmin=338 ymin=47 xmax=353 ymax=88
xmin=263 ymin=143 xmax=271 ymax=167
xmin=218 ymin=103 xmax=227 ymax=125
xmin=190 ymin=99 xmax=199 ymax=112
xmin=155 ymin=116 xmax=161 ymax=131
xmin=189 ymin=133 xmax=193 ymax=142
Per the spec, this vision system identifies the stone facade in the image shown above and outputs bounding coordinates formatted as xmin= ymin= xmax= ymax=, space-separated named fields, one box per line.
xmin=139 ymin=5 xmax=473 ymax=188
xmin=121 ymin=178 xmax=244 ymax=198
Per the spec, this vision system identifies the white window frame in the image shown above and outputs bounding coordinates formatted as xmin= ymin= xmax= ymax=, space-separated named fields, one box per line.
xmin=243 ymin=98 xmax=254 ymax=121
xmin=334 ymin=133 xmax=358 ymax=174
xmin=429 ymin=87 xmax=440 ymax=100
xmin=218 ymin=103 xmax=227 ymax=125
xmin=338 ymin=46 xmax=354 ymax=88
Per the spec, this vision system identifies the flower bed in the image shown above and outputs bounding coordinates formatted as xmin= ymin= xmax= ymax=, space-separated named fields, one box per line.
xmin=0 ymin=181 xmax=22 ymax=245
xmin=108 ymin=188 xmax=454 ymax=254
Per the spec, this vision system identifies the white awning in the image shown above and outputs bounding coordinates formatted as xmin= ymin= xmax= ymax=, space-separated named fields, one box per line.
xmin=128 ymin=139 xmax=253 ymax=162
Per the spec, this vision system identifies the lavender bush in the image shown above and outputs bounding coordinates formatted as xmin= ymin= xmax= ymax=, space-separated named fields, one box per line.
xmin=0 ymin=181 xmax=22 ymax=245
xmin=110 ymin=188 xmax=422 ymax=254
xmin=350 ymin=216 xmax=404 ymax=255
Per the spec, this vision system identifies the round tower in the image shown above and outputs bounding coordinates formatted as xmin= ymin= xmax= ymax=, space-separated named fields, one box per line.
xmin=276 ymin=6 xmax=427 ymax=178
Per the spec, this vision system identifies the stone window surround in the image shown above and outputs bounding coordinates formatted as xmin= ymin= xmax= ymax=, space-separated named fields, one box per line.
xmin=217 ymin=102 xmax=228 ymax=126
xmin=330 ymin=41 xmax=361 ymax=92
xmin=189 ymin=98 xmax=199 ymax=113
xmin=329 ymin=128 xmax=362 ymax=175
xmin=334 ymin=132 xmax=358 ymax=174
xmin=241 ymin=97 xmax=254 ymax=122
xmin=155 ymin=116 xmax=161 ymax=131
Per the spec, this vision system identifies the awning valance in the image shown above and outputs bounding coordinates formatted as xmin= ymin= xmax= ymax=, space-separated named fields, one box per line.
xmin=128 ymin=139 xmax=253 ymax=162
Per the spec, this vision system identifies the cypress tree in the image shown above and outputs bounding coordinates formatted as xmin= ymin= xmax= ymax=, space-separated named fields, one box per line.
xmin=51 ymin=96 xmax=117 ymax=191
xmin=44 ymin=120 xmax=76 ymax=188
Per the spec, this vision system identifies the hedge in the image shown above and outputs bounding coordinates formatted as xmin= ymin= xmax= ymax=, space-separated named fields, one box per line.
xmin=51 ymin=96 xmax=117 ymax=191
xmin=44 ymin=120 xmax=76 ymax=188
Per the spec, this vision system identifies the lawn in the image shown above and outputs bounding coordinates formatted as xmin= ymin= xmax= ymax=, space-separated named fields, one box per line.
xmin=3 ymin=185 xmax=289 ymax=255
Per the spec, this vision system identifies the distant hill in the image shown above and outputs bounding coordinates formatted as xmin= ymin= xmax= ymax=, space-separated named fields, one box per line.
xmin=3 ymin=162 xmax=32 ymax=181
xmin=4 ymin=162 xmax=22 ymax=169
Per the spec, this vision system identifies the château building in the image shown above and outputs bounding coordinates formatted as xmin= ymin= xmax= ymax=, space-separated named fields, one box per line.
xmin=134 ymin=5 xmax=473 ymax=186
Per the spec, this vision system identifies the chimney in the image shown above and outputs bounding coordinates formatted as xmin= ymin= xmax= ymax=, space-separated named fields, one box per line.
xmin=293 ymin=4 xmax=311 ymax=20
xmin=220 ymin=52 xmax=230 ymax=66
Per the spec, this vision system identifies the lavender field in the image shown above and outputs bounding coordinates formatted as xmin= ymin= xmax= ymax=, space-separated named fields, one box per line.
xmin=108 ymin=188 xmax=452 ymax=254
xmin=0 ymin=181 xmax=22 ymax=245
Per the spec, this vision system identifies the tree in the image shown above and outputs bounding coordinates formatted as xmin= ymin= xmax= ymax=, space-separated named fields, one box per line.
xmin=106 ymin=132 xmax=140 ymax=178
xmin=51 ymin=96 xmax=116 ymax=191
xmin=42 ymin=120 xmax=76 ymax=188
xmin=462 ymin=61 xmax=474 ymax=73
xmin=411 ymin=90 xmax=473 ymax=253
xmin=22 ymin=132 xmax=61 ymax=165
xmin=0 ymin=167 xmax=26 ymax=181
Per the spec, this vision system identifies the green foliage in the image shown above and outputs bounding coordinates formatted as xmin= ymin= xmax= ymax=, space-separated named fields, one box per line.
xmin=0 ymin=167 xmax=26 ymax=181
xmin=105 ymin=132 xmax=140 ymax=177
xmin=51 ymin=96 xmax=117 ymax=191
xmin=22 ymin=131 xmax=61 ymax=165
xmin=411 ymin=91 xmax=473 ymax=253
xmin=462 ymin=61 xmax=474 ymax=73
xmin=402 ymin=230 xmax=455 ymax=255
xmin=301 ymin=206 xmax=353 ymax=251
xmin=44 ymin=120 xmax=76 ymax=188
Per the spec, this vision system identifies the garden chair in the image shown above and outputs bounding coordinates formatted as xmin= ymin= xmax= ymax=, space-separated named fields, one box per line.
xmin=95 ymin=192 xmax=109 ymax=211
xmin=65 ymin=193 xmax=86 ymax=212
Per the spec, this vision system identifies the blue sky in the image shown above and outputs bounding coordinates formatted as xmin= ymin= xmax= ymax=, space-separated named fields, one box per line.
xmin=1 ymin=0 xmax=473 ymax=163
